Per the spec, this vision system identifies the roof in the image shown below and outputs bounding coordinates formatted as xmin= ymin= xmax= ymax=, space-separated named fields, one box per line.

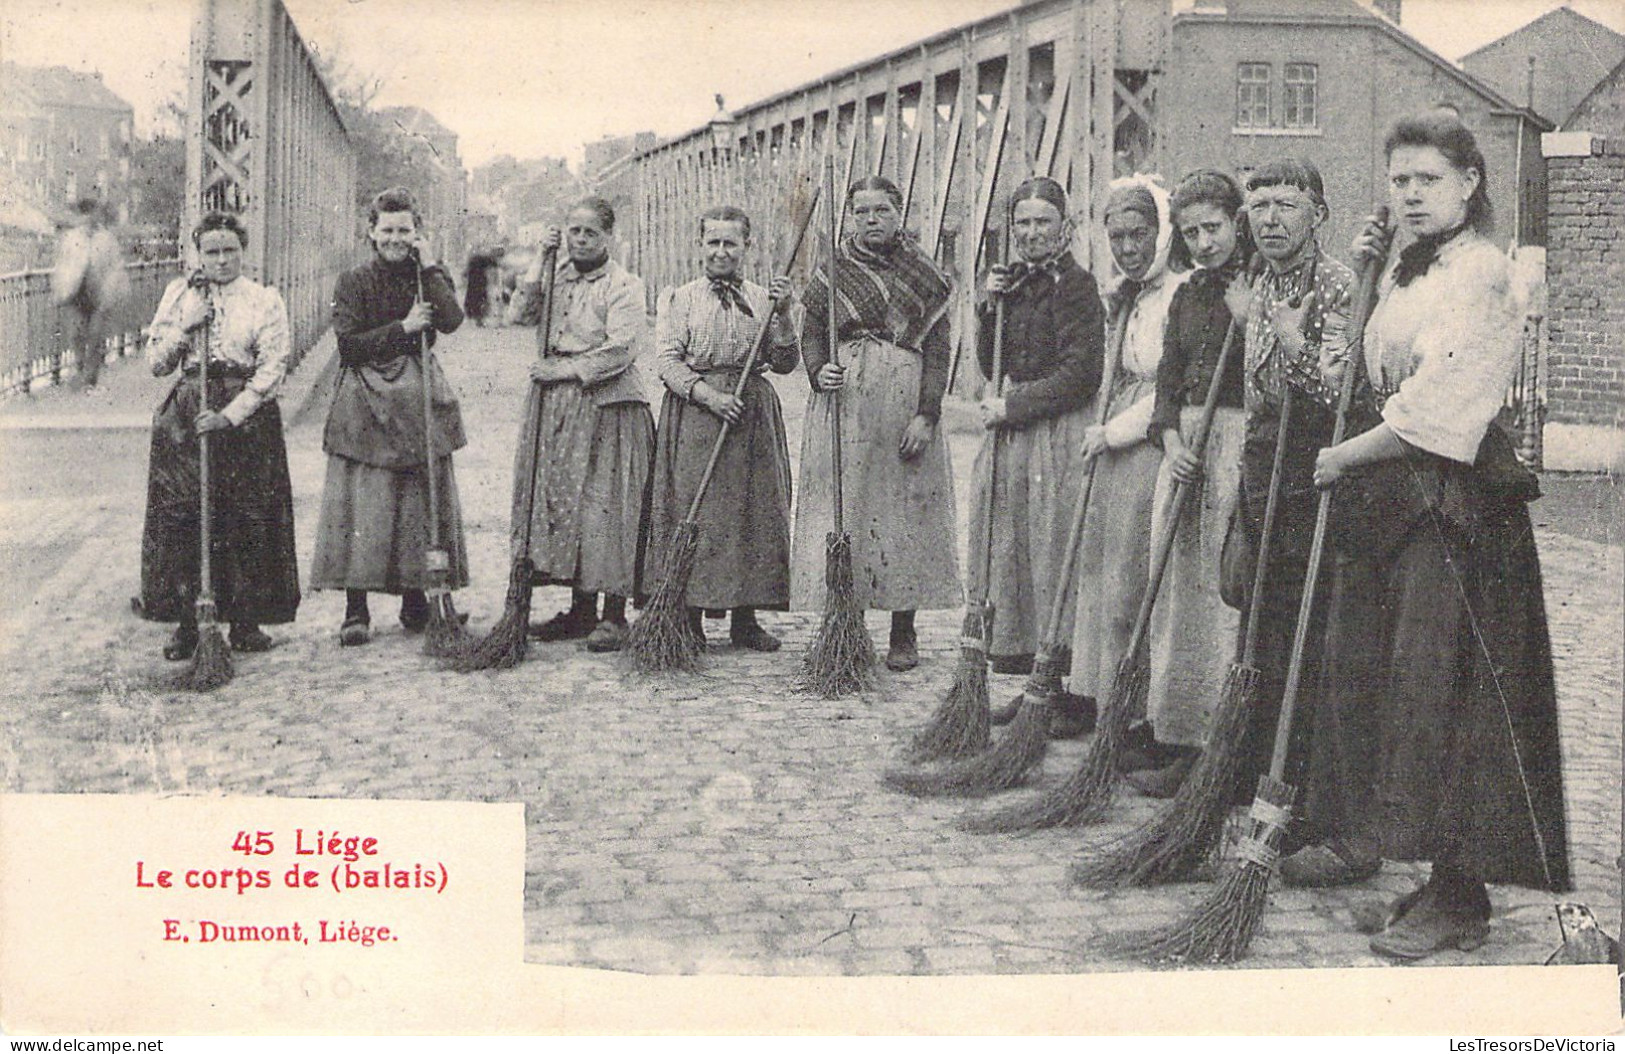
xmin=1176 ymin=1 xmax=1554 ymax=130
xmin=1563 ymin=53 xmax=1625 ymax=129
xmin=380 ymin=105 xmax=456 ymax=142
xmin=1459 ymin=5 xmax=1625 ymax=63
xmin=1 ymin=63 xmax=132 ymax=114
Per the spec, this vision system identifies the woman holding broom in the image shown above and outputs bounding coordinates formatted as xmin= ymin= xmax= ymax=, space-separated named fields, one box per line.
xmin=973 ymin=177 xmax=1105 ymax=706
xmin=1063 ymin=175 xmax=1186 ymax=739
xmin=311 ymin=187 xmax=468 ymax=647
xmin=508 ymin=196 xmax=653 ymax=654
xmin=791 ymin=175 xmax=960 ymax=673
xmin=1126 ymin=170 xmax=1254 ymax=797
xmin=1281 ymin=112 xmax=1570 ymax=959
xmin=140 ymin=210 xmax=299 ymax=660
xmin=645 ymin=205 xmax=799 ymax=652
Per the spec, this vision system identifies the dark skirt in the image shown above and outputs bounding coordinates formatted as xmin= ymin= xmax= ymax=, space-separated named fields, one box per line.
xmin=139 ymin=375 xmax=300 ymax=624
xmin=644 ymin=375 xmax=792 ymax=610
xmin=1304 ymin=442 xmax=1571 ymax=891
xmin=308 ymin=453 xmax=470 ymax=594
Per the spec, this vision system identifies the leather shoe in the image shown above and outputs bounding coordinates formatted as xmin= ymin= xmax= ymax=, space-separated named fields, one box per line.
xmin=1279 ymin=843 xmax=1382 ymax=888
xmin=229 ymin=625 xmax=273 ymax=653
xmin=528 ymin=607 xmax=597 ymax=641
xmin=1369 ymin=894 xmax=1488 ymax=960
xmin=989 ymin=653 xmax=1033 ymax=675
xmin=730 ymin=619 xmax=781 ymax=652
xmin=989 ymin=694 xmax=1022 ymax=726
xmin=584 ymin=619 xmax=628 ymax=653
xmin=163 ymin=625 xmax=198 ymax=661
xmin=1352 ymin=884 xmax=1428 ymax=935
xmin=885 ymin=631 xmax=919 ymax=672
xmin=1125 ymin=751 xmax=1197 ymax=798
xmin=339 ymin=616 xmax=371 ymax=647
xmin=1047 ymin=694 xmax=1098 ymax=740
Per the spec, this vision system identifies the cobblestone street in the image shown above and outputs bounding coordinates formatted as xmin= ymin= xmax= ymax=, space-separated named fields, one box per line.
xmin=0 ymin=323 xmax=1618 ymax=977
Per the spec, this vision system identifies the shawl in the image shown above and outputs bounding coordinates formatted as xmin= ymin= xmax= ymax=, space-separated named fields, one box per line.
xmin=806 ymin=231 xmax=951 ymax=351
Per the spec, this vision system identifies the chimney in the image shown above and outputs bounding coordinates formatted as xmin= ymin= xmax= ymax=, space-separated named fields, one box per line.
xmin=1372 ymin=0 xmax=1401 ymax=23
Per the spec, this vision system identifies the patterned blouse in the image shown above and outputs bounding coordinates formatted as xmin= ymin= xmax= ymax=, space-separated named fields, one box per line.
xmin=1242 ymin=242 xmax=1355 ymax=412
xmin=655 ymin=277 xmax=798 ymax=400
xmin=146 ymin=274 xmax=290 ymax=426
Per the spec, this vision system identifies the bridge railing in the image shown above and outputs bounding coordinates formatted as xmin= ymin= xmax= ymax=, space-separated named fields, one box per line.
xmin=0 ymin=259 xmax=183 ymax=396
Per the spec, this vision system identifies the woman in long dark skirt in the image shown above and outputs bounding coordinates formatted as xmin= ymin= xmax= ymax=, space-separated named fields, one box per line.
xmin=140 ymin=211 xmax=299 ymax=657
xmin=646 ymin=205 xmax=798 ymax=650
xmin=1283 ymin=113 xmax=1571 ymax=960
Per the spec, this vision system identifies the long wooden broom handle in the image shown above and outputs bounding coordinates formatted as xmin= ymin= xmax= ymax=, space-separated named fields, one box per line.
xmin=975 ymin=198 xmax=1012 ymax=605
xmin=197 ymin=283 xmax=213 ymax=600
xmin=824 ymin=154 xmax=845 ymax=537
xmin=1120 ymin=315 xmax=1243 ymax=663
xmin=1240 ymin=385 xmax=1295 ymax=667
xmin=681 ymin=183 xmax=823 ymax=523
xmin=416 ymin=261 xmax=443 ymax=552
xmin=1035 ymin=293 xmax=1128 ymax=643
xmin=516 ymin=246 xmax=561 ymax=557
xmin=1268 ymin=207 xmax=1391 ymax=780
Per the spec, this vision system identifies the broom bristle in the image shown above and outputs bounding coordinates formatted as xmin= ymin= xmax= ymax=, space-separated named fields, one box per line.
xmin=800 ymin=532 xmax=876 ymax=698
xmin=957 ymin=654 xmax=1145 ymax=833
xmin=1103 ymin=772 xmax=1296 ymax=964
xmin=884 ymin=647 xmax=1063 ymax=798
xmin=628 ymin=523 xmax=704 ymax=673
xmin=902 ymin=605 xmax=992 ymax=763
xmin=173 ymin=601 xmax=233 ymax=692
xmin=1070 ymin=663 xmax=1259 ymax=887
xmin=423 ymin=589 xmax=473 ymax=658
xmin=445 ymin=559 xmax=533 ymax=672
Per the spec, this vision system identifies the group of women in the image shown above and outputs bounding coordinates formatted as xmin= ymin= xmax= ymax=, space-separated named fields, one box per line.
xmin=136 ymin=111 xmax=1568 ymax=962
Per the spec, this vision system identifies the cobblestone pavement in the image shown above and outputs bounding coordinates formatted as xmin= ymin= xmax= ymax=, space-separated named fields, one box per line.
xmin=0 ymin=323 xmax=1618 ymax=976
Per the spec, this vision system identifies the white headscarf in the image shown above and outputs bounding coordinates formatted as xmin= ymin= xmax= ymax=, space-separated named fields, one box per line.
xmin=1102 ymin=172 xmax=1175 ymax=286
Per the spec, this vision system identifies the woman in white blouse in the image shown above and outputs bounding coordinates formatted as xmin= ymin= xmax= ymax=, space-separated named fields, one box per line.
xmin=139 ymin=211 xmax=299 ymax=660
xmin=1281 ymin=113 xmax=1571 ymax=960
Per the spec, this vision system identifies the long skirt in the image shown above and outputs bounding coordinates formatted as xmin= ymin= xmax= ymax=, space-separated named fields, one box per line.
xmin=644 ymin=375 xmax=791 ymax=610
xmin=790 ymin=336 xmax=960 ymax=612
xmin=1303 ymin=458 xmax=1571 ymax=890
xmin=1145 ymin=406 xmax=1245 ymax=747
xmin=310 ymin=453 xmax=468 ymax=594
xmin=140 ymin=376 xmax=300 ymax=624
xmin=966 ymin=405 xmax=1090 ymax=664
xmin=511 ymin=379 xmax=653 ymax=597
xmin=1067 ymin=437 xmax=1163 ymax=703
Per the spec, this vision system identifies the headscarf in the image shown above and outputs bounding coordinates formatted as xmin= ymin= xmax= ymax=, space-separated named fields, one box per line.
xmin=1102 ymin=172 xmax=1174 ymax=311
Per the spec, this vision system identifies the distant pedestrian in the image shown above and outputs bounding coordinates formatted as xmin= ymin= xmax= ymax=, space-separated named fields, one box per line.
xmin=463 ymin=250 xmax=493 ymax=326
xmin=139 ymin=211 xmax=299 ymax=658
xmin=310 ymin=186 xmax=469 ymax=646
xmin=52 ymin=197 xmax=130 ymax=390
xmin=506 ymin=197 xmax=654 ymax=653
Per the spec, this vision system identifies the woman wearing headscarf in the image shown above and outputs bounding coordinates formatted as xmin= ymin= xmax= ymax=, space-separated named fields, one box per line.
xmin=1064 ymin=175 xmax=1186 ymax=739
xmin=311 ymin=187 xmax=468 ymax=646
xmin=1128 ymin=169 xmax=1254 ymax=795
xmin=791 ymin=175 xmax=961 ymax=672
xmin=507 ymin=196 xmax=653 ymax=653
xmin=1281 ymin=112 xmax=1570 ymax=960
xmin=140 ymin=210 xmax=299 ymax=657
xmin=973 ymin=177 xmax=1105 ymax=709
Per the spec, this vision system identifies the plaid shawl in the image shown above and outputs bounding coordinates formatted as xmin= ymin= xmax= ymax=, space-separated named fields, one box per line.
xmin=807 ymin=232 xmax=951 ymax=351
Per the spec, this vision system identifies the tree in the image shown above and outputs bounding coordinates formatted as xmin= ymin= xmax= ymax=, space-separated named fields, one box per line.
xmin=128 ymin=135 xmax=185 ymax=239
xmin=312 ymin=47 xmax=445 ymax=227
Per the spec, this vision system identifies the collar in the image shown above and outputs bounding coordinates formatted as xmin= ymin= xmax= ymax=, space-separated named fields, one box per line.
xmin=560 ymin=257 xmax=610 ymax=284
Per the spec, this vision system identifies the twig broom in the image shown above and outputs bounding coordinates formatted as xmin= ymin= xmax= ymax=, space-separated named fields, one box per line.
xmin=883 ymin=296 xmax=1129 ymax=796
xmin=416 ymin=259 xmax=473 ymax=658
xmin=902 ymin=199 xmax=1012 ymax=762
xmin=801 ymin=154 xmax=877 ymax=697
xmin=173 ymin=279 xmax=232 ymax=692
xmin=446 ymin=247 xmax=559 ymax=672
xmin=1107 ymin=208 xmax=1390 ymax=963
xmin=630 ymin=187 xmax=822 ymax=673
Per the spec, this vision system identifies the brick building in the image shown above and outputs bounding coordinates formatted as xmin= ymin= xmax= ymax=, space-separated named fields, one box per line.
xmin=1461 ymin=5 xmax=1625 ymax=128
xmin=1540 ymin=56 xmax=1625 ymax=472
xmin=378 ymin=105 xmax=469 ymax=262
xmin=0 ymin=63 xmax=134 ymax=222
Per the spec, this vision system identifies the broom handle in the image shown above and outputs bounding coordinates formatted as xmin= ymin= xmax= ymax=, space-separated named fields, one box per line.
xmin=197 ymin=283 xmax=213 ymax=602
xmin=1120 ymin=316 xmax=1243 ymax=663
xmin=516 ymin=246 xmax=561 ymax=557
xmin=682 ymin=183 xmax=823 ymax=523
xmin=1240 ymin=386 xmax=1295 ymax=666
xmin=824 ymin=154 xmax=845 ymax=537
xmin=1035 ymin=294 xmax=1128 ymax=645
xmin=416 ymin=260 xmax=443 ymax=552
xmin=1267 ymin=207 xmax=1391 ymax=780
xmin=975 ymin=198 xmax=1011 ymax=606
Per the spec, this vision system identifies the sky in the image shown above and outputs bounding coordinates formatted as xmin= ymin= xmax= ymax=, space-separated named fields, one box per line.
xmin=4 ymin=0 xmax=1624 ymax=169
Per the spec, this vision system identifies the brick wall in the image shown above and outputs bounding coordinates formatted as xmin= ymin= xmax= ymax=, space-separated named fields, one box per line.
xmin=1545 ymin=141 xmax=1625 ymax=431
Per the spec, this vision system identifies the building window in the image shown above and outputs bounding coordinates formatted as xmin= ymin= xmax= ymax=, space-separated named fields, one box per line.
xmin=1236 ymin=63 xmax=1271 ymax=128
xmin=1284 ymin=63 xmax=1318 ymax=129
xmin=33 ymin=139 xmax=45 ymax=160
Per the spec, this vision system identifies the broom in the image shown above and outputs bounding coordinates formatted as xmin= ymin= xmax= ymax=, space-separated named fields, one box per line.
xmin=901 ymin=200 xmax=1012 ymax=762
xmin=883 ymin=294 xmax=1129 ymax=797
xmin=1070 ymin=326 xmax=1291 ymax=882
xmin=445 ymin=246 xmax=559 ymax=672
xmin=629 ymin=186 xmax=822 ymax=673
xmin=964 ymin=315 xmax=1245 ymax=833
xmin=416 ymin=256 xmax=473 ymax=658
xmin=1108 ymin=208 xmax=1390 ymax=963
xmin=173 ymin=277 xmax=232 ymax=692
xmin=801 ymin=154 xmax=877 ymax=698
